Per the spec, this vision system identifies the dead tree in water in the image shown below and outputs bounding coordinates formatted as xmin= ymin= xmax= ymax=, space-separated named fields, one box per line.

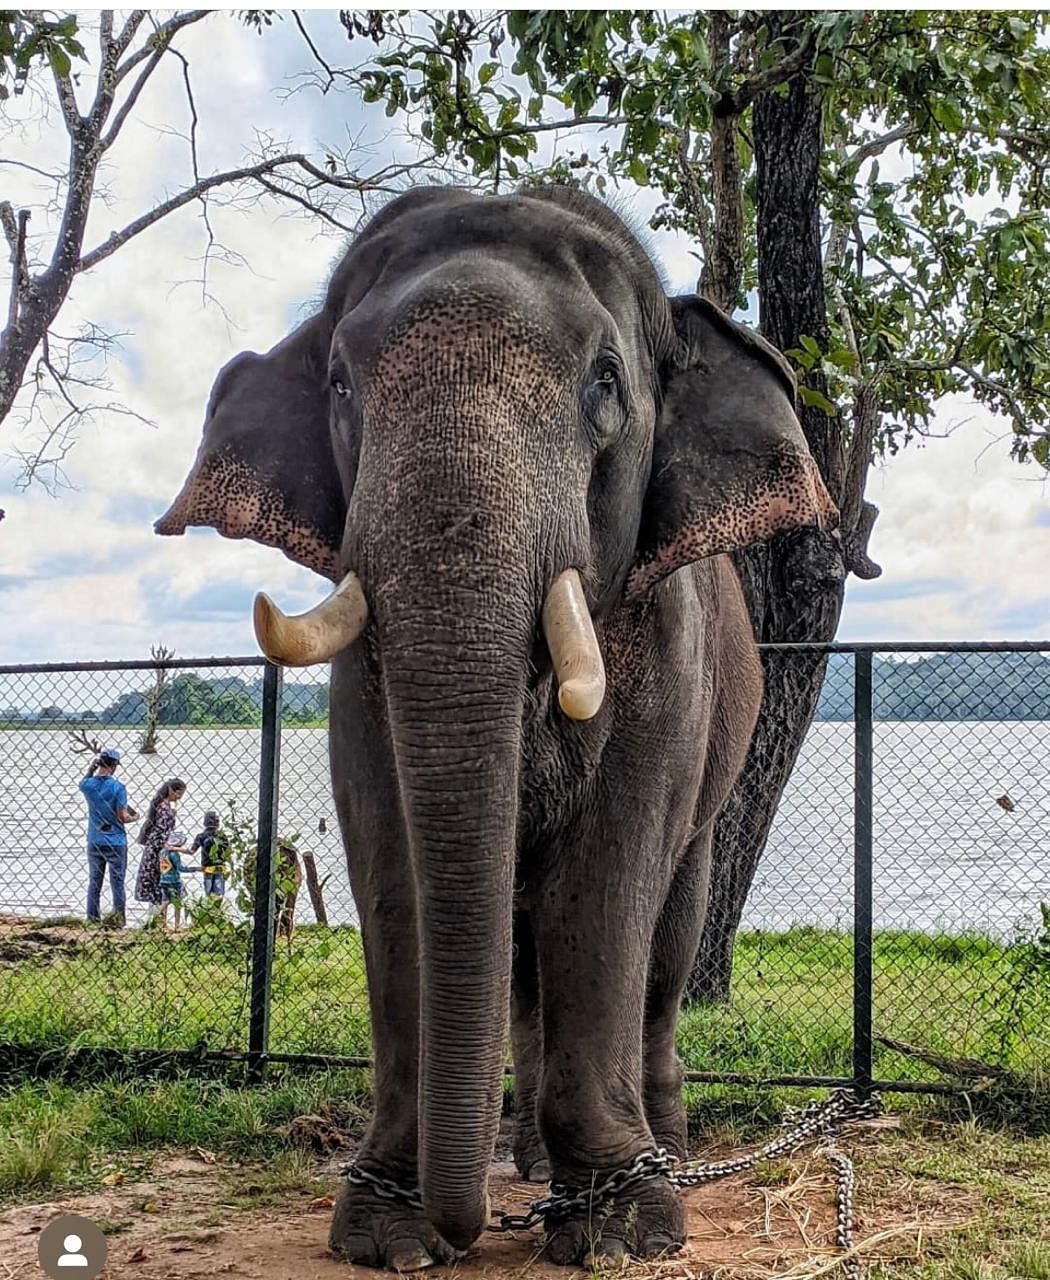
xmin=68 ymin=728 xmax=103 ymax=756
xmin=138 ymin=644 xmax=173 ymax=754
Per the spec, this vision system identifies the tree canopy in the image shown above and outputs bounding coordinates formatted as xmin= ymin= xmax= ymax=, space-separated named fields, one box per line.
xmin=326 ymin=9 xmax=1050 ymax=473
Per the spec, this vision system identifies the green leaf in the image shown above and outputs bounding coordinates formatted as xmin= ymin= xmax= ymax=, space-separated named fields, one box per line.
xmin=797 ymin=385 xmax=839 ymax=416
xmin=478 ymin=61 xmax=498 ymax=86
xmin=48 ymin=44 xmax=71 ymax=78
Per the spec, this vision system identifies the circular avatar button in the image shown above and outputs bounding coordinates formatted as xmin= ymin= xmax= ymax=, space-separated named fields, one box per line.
xmin=37 ymin=1213 xmax=109 ymax=1280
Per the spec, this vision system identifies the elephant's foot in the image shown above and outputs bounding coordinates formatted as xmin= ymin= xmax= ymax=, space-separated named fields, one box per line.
xmin=329 ymin=1180 xmax=461 ymax=1271
xmin=542 ymin=1175 xmax=685 ymax=1266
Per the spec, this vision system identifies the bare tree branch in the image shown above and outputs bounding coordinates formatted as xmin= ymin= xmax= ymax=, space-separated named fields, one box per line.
xmin=0 ymin=10 xmax=440 ymax=482
xmin=76 ymin=154 xmax=359 ymax=273
xmin=844 ymin=121 xmax=917 ymax=171
xmin=0 ymin=157 xmax=66 ymax=182
xmin=101 ymin=12 xmax=208 ymax=148
xmin=7 ymin=209 xmax=29 ymax=331
xmin=292 ymin=12 xmax=336 ymax=93
xmin=50 ymin=63 xmax=81 ymax=133
xmin=255 ymin=176 xmax=356 ymax=233
xmin=0 ymin=201 xmax=17 ymax=257
xmin=110 ymin=10 xmax=147 ymax=64
xmin=108 ymin=10 xmax=208 ymax=90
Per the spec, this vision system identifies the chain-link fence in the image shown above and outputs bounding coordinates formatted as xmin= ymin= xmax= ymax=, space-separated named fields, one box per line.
xmin=1 ymin=644 xmax=1047 ymax=1092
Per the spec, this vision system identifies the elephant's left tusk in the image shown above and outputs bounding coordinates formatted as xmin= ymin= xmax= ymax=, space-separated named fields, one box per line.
xmin=541 ymin=569 xmax=606 ymax=721
xmin=253 ymin=570 xmax=369 ymax=666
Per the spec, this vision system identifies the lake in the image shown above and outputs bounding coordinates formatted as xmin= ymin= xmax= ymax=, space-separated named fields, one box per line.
xmin=1 ymin=722 xmax=1047 ymax=939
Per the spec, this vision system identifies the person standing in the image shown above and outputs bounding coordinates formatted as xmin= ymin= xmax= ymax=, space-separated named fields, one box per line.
xmin=78 ymin=748 xmax=138 ymax=925
xmin=134 ymin=778 xmax=186 ymax=918
xmin=157 ymin=828 xmax=201 ymax=931
xmin=191 ymin=810 xmax=228 ymax=899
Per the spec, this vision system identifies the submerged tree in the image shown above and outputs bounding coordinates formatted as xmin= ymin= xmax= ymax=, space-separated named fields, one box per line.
xmin=138 ymin=643 xmax=173 ymax=754
xmin=310 ymin=8 xmax=1050 ymax=998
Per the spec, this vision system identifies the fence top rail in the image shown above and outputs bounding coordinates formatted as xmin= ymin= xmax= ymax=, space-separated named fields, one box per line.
xmin=755 ymin=640 xmax=1050 ymax=654
xmin=0 ymin=656 xmax=268 ymax=675
xmin=2 ymin=640 xmax=1049 ymax=675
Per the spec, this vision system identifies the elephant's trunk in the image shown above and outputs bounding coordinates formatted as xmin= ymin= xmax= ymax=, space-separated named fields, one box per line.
xmin=381 ymin=600 xmax=524 ymax=1251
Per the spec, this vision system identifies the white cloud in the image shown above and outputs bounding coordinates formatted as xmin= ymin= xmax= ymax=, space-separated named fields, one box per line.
xmin=843 ymin=405 xmax=1050 ymax=641
xmin=0 ymin=14 xmax=1047 ymax=668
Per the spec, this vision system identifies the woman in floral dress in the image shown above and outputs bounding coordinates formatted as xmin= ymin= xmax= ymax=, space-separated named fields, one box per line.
xmin=134 ymin=778 xmax=187 ymax=914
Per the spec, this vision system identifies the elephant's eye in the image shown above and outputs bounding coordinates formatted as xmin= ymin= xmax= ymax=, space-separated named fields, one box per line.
xmin=583 ymin=359 xmax=626 ymax=445
xmin=331 ymin=376 xmax=349 ymax=399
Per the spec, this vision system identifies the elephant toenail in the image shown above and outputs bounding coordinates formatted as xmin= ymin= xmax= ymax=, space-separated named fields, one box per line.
xmin=586 ymin=1237 xmax=628 ymax=1267
xmin=526 ymin=1158 xmax=551 ymax=1183
xmin=329 ymin=1233 xmax=381 ymax=1267
xmin=640 ymin=1232 xmax=681 ymax=1258
xmin=386 ymin=1244 xmax=435 ymax=1272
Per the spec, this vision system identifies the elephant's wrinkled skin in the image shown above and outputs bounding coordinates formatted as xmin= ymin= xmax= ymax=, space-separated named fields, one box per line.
xmin=157 ymin=185 xmax=837 ymax=1269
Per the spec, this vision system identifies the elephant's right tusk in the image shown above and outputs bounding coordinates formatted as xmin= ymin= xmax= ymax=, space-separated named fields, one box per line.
xmin=541 ymin=569 xmax=607 ymax=721
xmin=253 ymin=571 xmax=369 ymax=666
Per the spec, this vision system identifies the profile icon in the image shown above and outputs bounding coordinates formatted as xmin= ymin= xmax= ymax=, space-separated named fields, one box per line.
xmin=38 ymin=1215 xmax=107 ymax=1280
xmin=58 ymin=1234 xmax=88 ymax=1267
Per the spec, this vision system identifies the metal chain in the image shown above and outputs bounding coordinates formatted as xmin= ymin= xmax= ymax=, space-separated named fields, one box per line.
xmin=821 ymin=1141 xmax=862 ymax=1280
xmin=341 ymin=1090 xmax=881 ymax=1275
xmin=339 ymin=1161 xmax=424 ymax=1211
xmin=492 ymin=1088 xmax=882 ymax=1275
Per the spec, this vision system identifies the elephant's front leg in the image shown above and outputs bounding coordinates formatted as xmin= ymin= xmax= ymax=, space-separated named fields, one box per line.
xmin=531 ymin=822 xmax=685 ymax=1266
xmin=327 ymin=666 xmax=457 ymax=1271
xmin=510 ymin=910 xmax=549 ymax=1182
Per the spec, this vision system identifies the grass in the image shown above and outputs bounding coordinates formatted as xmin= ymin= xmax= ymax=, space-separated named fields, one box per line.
xmin=1 ymin=921 xmax=1045 ymax=1092
xmin=859 ymin=1120 xmax=1050 ymax=1280
xmin=0 ymin=1068 xmax=370 ymax=1200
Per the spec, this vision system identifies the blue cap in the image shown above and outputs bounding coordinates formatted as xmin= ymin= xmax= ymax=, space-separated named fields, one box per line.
xmin=100 ymin=747 xmax=122 ymax=764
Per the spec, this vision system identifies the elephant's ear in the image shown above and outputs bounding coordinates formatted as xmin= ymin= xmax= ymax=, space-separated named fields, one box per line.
xmin=626 ymin=296 xmax=838 ymax=600
xmin=155 ymin=315 xmax=344 ymax=582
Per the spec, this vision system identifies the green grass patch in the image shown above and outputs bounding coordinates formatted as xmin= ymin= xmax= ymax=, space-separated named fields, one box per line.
xmin=1 ymin=922 xmax=1045 ymax=1094
xmin=863 ymin=1120 xmax=1050 ymax=1280
xmin=679 ymin=926 xmax=1047 ymax=1084
xmin=0 ymin=921 xmax=370 ymax=1056
xmin=0 ymin=1067 xmax=369 ymax=1203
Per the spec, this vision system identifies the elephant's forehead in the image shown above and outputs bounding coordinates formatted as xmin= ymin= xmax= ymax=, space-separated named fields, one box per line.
xmin=350 ymin=285 xmax=579 ymax=406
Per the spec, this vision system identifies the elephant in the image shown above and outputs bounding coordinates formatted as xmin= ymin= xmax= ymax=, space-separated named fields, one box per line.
xmin=156 ymin=184 xmax=836 ymax=1269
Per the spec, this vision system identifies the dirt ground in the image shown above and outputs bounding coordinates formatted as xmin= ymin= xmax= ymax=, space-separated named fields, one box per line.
xmin=0 ymin=1118 xmax=975 ymax=1280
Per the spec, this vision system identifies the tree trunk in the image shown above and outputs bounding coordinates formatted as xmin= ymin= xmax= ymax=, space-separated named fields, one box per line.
xmin=300 ymin=850 xmax=328 ymax=924
xmin=687 ymin=13 xmax=848 ymax=1004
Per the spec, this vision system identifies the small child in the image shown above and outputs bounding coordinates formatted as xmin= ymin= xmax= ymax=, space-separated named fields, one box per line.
xmin=158 ymin=829 xmax=200 ymax=931
xmin=191 ymin=810 xmax=229 ymax=899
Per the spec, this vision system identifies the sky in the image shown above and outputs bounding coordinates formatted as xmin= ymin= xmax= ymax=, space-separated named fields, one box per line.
xmin=0 ymin=12 xmax=1047 ymax=669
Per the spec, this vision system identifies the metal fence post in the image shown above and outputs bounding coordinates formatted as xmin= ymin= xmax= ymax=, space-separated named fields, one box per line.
xmin=248 ymin=661 xmax=282 ymax=1081
xmin=853 ymin=650 xmax=874 ymax=1098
